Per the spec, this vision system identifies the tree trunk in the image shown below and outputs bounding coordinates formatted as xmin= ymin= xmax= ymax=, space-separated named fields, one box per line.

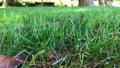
xmin=104 ymin=0 xmax=108 ymax=5
xmin=2 ymin=0 xmax=8 ymax=7
xmin=78 ymin=0 xmax=83 ymax=6
xmin=41 ymin=0 xmax=44 ymax=6
xmin=98 ymin=0 xmax=104 ymax=6
xmin=78 ymin=0 xmax=94 ymax=6
xmin=78 ymin=0 xmax=88 ymax=6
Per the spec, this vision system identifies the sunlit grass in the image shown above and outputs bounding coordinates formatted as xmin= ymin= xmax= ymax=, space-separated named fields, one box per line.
xmin=0 ymin=6 xmax=120 ymax=67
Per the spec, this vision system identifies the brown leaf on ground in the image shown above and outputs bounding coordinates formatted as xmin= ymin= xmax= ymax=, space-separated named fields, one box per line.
xmin=0 ymin=55 xmax=24 ymax=68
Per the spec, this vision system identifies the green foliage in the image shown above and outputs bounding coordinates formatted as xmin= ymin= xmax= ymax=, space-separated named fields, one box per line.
xmin=0 ymin=7 xmax=120 ymax=67
xmin=17 ymin=0 xmax=23 ymax=4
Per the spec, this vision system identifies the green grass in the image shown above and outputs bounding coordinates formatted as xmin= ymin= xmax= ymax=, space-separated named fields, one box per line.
xmin=0 ymin=6 xmax=120 ymax=68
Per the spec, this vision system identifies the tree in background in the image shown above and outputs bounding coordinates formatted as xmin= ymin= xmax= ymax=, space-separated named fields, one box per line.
xmin=2 ymin=0 xmax=8 ymax=7
xmin=41 ymin=0 xmax=44 ymax=6
xmin=78 ymin=0 xmax=94 ymax=6
xmin=104 ymin=0 xmax=113 ymax=6
xmin=98 ymin=0 xmax=104 ymax=5
xmin=2 ymin=0 xmax=17 ymax=7
xmin=1 ymin=0 xmax=114 ymax=7
xmin=98 ymin=0 xmax=113 ymax=6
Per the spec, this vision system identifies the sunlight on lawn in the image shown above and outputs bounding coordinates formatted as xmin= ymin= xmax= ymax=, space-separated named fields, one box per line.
xmin=74 ymin=8 xmax=88 ymax=12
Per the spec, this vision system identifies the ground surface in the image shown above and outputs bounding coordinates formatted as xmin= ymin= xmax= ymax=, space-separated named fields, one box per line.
xmin=0 ymin=6 xmax=120 ymax=68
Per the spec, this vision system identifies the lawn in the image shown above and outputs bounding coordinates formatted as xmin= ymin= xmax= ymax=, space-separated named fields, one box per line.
xmin=0 ymin=6 xmax=120 ymax=68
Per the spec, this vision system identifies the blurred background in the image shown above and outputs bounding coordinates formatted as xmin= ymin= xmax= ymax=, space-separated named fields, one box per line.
xmin=0 ymin=0 xmax=120 ymax=7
